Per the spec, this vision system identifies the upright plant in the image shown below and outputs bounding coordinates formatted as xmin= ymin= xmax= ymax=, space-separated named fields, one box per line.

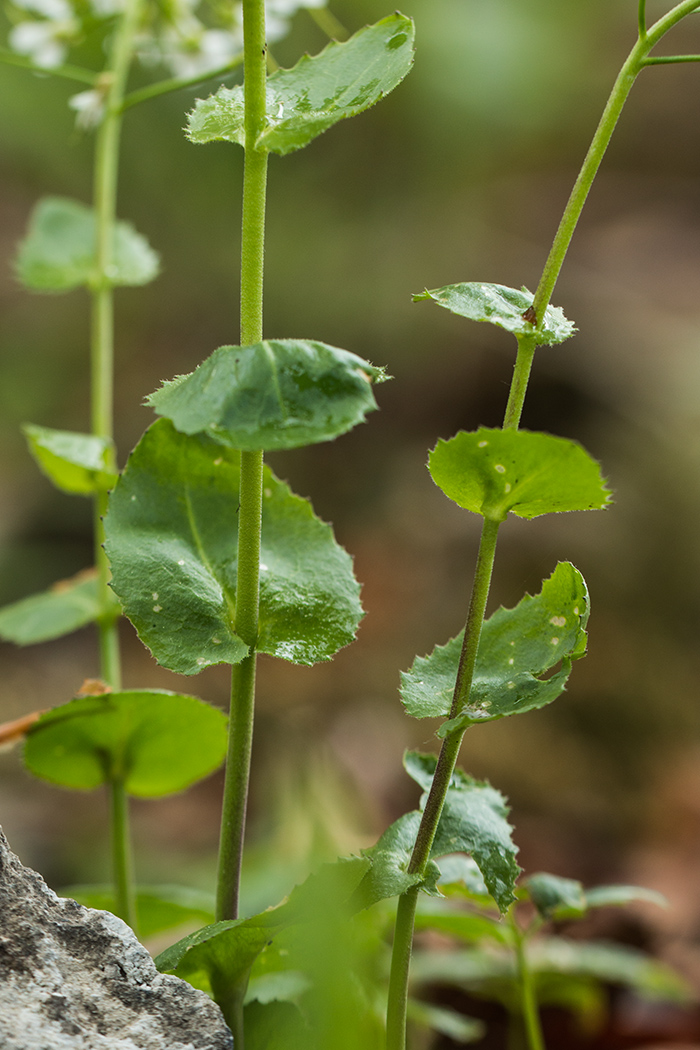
xmin=0 ymin=0 xmax=374 ymax=931
xmin=2 ymin=1 xmax=700 ymax=1048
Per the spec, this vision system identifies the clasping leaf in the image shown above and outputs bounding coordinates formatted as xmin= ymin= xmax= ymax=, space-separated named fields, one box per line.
xmin=105 ymin=420 xmax=363 ymax=674
xmin=187 ymin=13 xmax=415 ymax=155
xmin=401 ymin=562 xmax=589 ymax=730
xmin=429 ymin=428 xmax=611 ymax=522
xmin=414 ymin=283 xmax=575 ymax=346
xmin=15 ymin=197 xmax=159 ymax=292
xmin=24 ymin=689 xmax=228 ymax=796
xmin=147 ymin=340 xmax=387 ymax=451
xmin=357 ymin=753 xmax=519 ymax=913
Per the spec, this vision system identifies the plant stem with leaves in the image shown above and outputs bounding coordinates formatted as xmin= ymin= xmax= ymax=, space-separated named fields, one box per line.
xmin=215 ymin=0 xmax=269 ymax=926
xmin=90 ymin=0 xmax=143 ymax=928
xmin=386 ymin=4 xmax=700 ymax=1048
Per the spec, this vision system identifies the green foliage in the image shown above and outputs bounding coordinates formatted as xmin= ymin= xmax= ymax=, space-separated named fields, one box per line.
xmin=407 ymin=1001 xmax=485 ymax=1044
xmin=429 ymin=427 xmax=612 ymax=522
xmin=24 ymin=690 xmax=228 ymax=795
xmin=524 ymin=872 xmax=588 ymax=921
xmin=414 ymin=282 xmax=576 ymax=346
xmin=523 ymin=873 xmax=667 ymax=921
xmin=410 ymin=937 xmax=691 ymax=1006
xmin=414 ymin=897 xmax=511 ymax=945
xmin=187 ymin=13 xmax=415 ymax=155
xmin=147 ymin=340 xmax=388 ymax=451
xmin=404 ymin=752 xmax=520 ymax=912
xmin=401 ymin=562 xmax=589 ymax=731
xmin=62 ymin=884 xmax=216 ymax=937
xmin=156 ymin=915 xmax=275 ymax=997
xmin=23 ymin=424 xmax=117 ymax=495
xmin=104 ymin=419 xmax=363 ymax=674
xmin=15 ymin=197 xmax=159 ymax=293
xmin=0 ymin=569 xmax=105 ymax=645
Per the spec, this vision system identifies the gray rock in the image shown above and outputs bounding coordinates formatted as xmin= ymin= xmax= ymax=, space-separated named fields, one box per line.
xmin=0 ymin=826 xmax=233 ymax=1049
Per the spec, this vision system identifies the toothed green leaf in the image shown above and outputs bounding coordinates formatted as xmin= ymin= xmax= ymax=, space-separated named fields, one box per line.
xmin=414 ymin=282 xmax=575 ymax=346
xmin=429 ymin=428 xmax=611 ymax=522
xmin=104 ymin=420 xmax=363 ymax=674
xmin=187 ymin=13 xmax=414 ymax=155
xmin=147 ymin=340 xmax=387 ymax=451
xmin=401 ymin=563 xmax=589 ymax=730
xmin=404 ymin=752 xmax=519 ymax=913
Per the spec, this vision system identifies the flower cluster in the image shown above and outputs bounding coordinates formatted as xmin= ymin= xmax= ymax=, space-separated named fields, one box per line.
xmin=7 ymin=0 xmax=328 ymax=78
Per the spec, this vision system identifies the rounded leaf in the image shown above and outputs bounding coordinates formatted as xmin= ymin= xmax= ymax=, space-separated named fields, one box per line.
xmin=24 ymin=690 xmax=228 ymax=796
xmin=104 ymin=420 xmax=363 ymax=673
xmin=147 ymin=340 xmax=387 ymax=451
xmin=429 ymin=428 xmax=612 ymax=521
xmin=15 ymin=197 xmax=159 ymax=292
xmin=414 ymin=282 xmax=575 ymax=346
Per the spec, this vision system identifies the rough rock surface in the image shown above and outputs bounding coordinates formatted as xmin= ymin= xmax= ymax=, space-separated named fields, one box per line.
xmin=0 ymin=826 xmax=233 ymax=1049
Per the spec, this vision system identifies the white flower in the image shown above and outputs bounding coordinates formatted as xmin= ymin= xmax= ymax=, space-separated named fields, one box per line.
xmin=69 ymin=88 xmax=105 ymax=129
xmin=8 ymin=19 xmax=71 ymax=67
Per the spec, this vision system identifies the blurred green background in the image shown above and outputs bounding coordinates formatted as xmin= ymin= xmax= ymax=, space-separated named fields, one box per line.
xmin=2 ymin=0 xmax=700 ymax=965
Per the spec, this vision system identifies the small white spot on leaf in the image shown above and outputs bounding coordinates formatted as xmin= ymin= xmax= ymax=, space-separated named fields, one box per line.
xmin=153 ymin=605 xmax=162 ymax=613
xmin=508 ymin=657 xmax=514 ymax=666
xmin=550 ymin=637 xmax=559 ymax=646
xmin=152 ymin=593 xmax=159 ymax=601
xmin=213 ymin=458 xmax=223 ymax=466
xmin=504 ymin=482 xmax=511 ymax=493
xmin=478 ymin=440 xmax=488 ymax=448
xmin=264 ymin=488 xmax=272 ymax=498
xmin=550 ymin=616 xmax=566 ymax=627
xmin=212 ymin=637 xmax=221 ymax=644
xmin=494 ymin=464 xmax=506 ymax=473
xmin=196 ymin=657 xmax=206 ymax=666
xmin=260 ymin=563 xmax=269 ymax=572
xmin=573 ymin=606 xmax=579 ymax=615
xmin=178 ymin=559 xmax=185 ymax=566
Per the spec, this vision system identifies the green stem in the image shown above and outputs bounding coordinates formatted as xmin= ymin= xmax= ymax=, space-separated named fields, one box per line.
xmin=215 ymin=0 xmax=268 ymax=932
xmin=91 ymin=0 xmax=142 ymax=689
xmin=110 ymin=778 xmax=137 ymax=930
xmin=90 ymin=0 xmax=141 ymax=925
xmin=0 ymin=47 xmax=98 ymax=83
xmin=385 ymin=517 xmax=501 ymax=1050
xmin=511 ymin=917 xmax=545 ymax=1050
xmin=502 ymin=335 xmax=537 ymax=431
xmin=532 ymin=0 xmax=700 ymax=324
xmin=121 ymin=54 xmax=243 ymax=110
xmin=643 ymin=53 xmax=700 ymax=63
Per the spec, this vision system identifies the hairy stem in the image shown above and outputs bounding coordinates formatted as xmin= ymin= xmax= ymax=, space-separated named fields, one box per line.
xmin=386 ymin=7 xmax=700 ymax=1042
xmin=503 ymin=335 xmax=537 ymax=431
xmin=385 ymin=517 xmax=500 ymax=1050
xmin=215 ymin=0 xmax=268 ymax=930
xmin=110 ymin=778 xmax=137 ymax=930
xmin=91 ymin=0 xmax=141 ymax=919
